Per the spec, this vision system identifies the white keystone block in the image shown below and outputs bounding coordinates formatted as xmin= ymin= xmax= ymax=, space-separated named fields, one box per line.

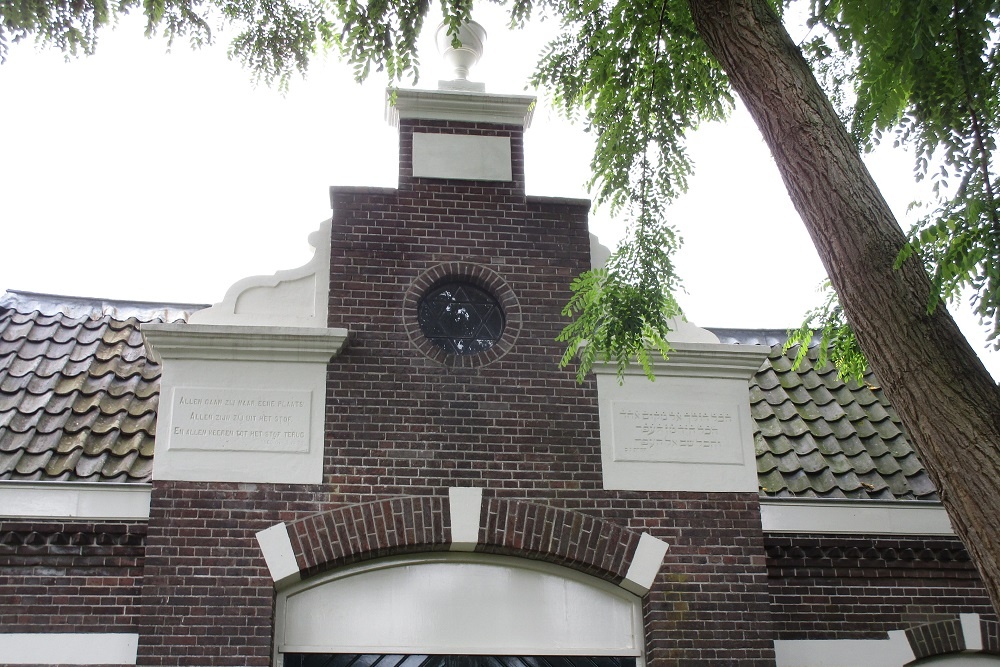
xmin=621 ymin=532 xmax=669 ymax=596
xmin=256 ymin=523 xmax=301 ymax=588
xmin=449 ymin=487 xmax=484 ymax=551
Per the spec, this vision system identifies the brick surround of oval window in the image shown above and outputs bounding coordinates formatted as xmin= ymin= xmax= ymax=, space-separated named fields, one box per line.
xmin=403 ymin=262 xmax=521 ymax=367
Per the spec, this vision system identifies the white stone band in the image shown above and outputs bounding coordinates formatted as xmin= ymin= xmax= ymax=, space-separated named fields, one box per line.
xmin=760 ymin=498 xmax=955 ymax=536
xmin=0 ymin=482 xmax=151 ymax=520
xmin=774 ymin=633 xmax=916 ymax=666
xmin=0 ymin=633 xmax=139 ymax=665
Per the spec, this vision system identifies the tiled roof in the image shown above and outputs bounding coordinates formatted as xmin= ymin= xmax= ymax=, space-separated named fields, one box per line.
xmin=0 ymin=291 xmax=204 ymax=482
xmin=0 ymin=295 xmax=937 ymax=499
xmin=713 ymin=328 xmax=938 ymax=501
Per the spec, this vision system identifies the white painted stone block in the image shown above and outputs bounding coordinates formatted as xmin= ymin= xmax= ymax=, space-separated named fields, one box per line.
xmin=0 ymin=482 xmax=150 ymax=520
xmin=257 ymin=523 xmax=302 ymax=588
xmin=621 ymin=532 xmax=669 ymax=596
xmin=760 ymin=497 xmax=955 ymax=536
xmin=774 ymin=632 xmax=916 ymax=667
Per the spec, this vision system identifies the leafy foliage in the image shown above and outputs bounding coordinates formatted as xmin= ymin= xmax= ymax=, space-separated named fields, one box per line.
xmin=0 ymin=0 xmax=461 ymax=86
xmin=784 ymin=281 xmax=867 ymax=384
xmin=531 ymin=0 xmax=731 ymax=381
xmin=0 ymin=0 xmax=213 ymax=63
xmin=557 ymin=231 xmax=683 ymax=383
xmin=530 ymin=0 xmax=732 ymax=212
xmin=802 ymin=0 xmax=1000 ymax=348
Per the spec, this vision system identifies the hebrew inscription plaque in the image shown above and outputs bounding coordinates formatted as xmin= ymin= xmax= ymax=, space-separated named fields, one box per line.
xmin=169 ymin=387 xmax=312 ymax=453
xmin=611 ymin=401 xmax=744 ymax=465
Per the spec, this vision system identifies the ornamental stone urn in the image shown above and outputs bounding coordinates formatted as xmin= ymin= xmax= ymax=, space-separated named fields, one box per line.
xmin=435 ymin=20 xmax=487 ymax=82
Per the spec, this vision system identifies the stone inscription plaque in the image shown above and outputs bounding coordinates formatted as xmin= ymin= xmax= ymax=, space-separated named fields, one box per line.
xmin=611 ymin=401 xmax=744 ymax=465
xmin=169 ymin=387 xmax=312 ymax=453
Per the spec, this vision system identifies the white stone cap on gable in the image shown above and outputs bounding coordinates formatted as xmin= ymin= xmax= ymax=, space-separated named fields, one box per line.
xmin=387 ymin=88 xmax=536 ymax=128
xmin=665 ymin=318 xmax=723 ymax=345
xmin=188 ymin=219 xmax=332 ymax=328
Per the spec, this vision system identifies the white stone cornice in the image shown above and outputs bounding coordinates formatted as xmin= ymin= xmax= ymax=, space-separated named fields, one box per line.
xmin=387 ymin=88 xmax=536 ymax=128
xmin=142 ymin=324 xmax=348 ymax=363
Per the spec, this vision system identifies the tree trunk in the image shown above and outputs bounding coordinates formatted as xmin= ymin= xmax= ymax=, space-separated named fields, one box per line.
xmin=687 ymin=0 xmax=1000 ymax=613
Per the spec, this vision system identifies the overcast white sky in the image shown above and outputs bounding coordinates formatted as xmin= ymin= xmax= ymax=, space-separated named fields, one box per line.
xmin=1 ymin=5 xmax=997 ymax=377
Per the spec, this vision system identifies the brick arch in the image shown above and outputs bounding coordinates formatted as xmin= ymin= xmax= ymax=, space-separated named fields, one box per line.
xmin=905 ymin=617 xmax=1000 ymax=661
xmin=283 ymin=495 xmax=644 ymax=585
xmin=477 ymin=497 xmax=641 ymax=584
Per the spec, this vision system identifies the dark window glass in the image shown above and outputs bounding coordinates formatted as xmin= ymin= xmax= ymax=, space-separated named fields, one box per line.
xmin=418 ymin=282 xmax=505 ymax=355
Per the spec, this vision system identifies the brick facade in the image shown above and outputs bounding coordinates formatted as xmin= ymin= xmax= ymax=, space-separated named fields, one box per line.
xmin=4 ymin=89 xmax=998 ymax=667
xmin=131 ymin=114 xmax=777 ymax=665
xmin=766 ymin=534 xmax=997 ymax=639
xmin=0 ymin=521 xmax=145 ymax=633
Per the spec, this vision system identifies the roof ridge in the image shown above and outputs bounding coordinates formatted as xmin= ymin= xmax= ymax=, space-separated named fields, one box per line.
xmin=1 ymin=290 xmax=207 ymax=323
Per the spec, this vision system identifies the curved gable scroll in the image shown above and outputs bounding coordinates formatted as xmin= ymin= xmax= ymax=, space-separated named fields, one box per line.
xmin=255 ymin=490 xmax=669 ymax=596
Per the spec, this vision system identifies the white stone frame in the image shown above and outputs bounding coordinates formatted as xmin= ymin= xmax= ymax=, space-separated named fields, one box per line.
xmin=595 ymin=342 xmax=769 ymax=493
xmin=273 ymin=553 xmax=646 ymax=667
xmin=143 ymin=325 xmax=347 ymax=484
